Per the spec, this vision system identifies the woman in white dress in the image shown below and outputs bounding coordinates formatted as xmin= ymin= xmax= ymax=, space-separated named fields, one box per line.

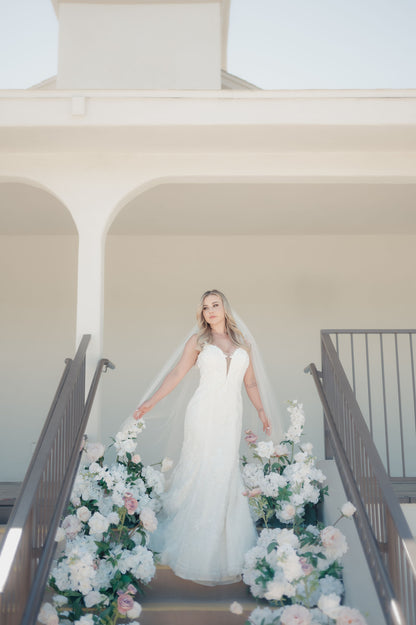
xmin=132 ymin=290 xmax=272 ymax=585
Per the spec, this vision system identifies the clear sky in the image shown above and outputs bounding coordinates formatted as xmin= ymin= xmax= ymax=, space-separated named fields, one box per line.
xmin=1 ymin=0 xmax=416 ymax=90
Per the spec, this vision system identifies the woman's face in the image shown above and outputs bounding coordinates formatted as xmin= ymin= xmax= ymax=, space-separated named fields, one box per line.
xmin=202 ymin=294 xmax=225 ymax=327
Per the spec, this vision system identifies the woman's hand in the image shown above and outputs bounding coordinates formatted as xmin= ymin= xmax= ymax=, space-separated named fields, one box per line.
xmin=259 ymin=409 xmax=271 ymax=436
xmin=133 ymin=400 xmax=153 ymax=420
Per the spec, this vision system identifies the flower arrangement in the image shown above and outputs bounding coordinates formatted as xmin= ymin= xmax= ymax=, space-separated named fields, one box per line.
xmin=242 ymin=401 xmax=327 ymax=530
xmin=38 ymin=420 xmax=167 ymax=625
xmin=233 ymin=401 xmax=367 ymax=625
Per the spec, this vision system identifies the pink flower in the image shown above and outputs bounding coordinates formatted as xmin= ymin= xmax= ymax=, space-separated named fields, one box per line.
xmin=131 ymin=454 xmax=141 ymax=464
xmin=126 ymin=584 xmax=137 ymax=595
xmin=243 ymin=487 xmax=262 ymax=498
xmin=62 ymin=515 xmax=82 ymax=539
xmin=117 ymin=592 xmax=135 ymax=614
xmin=245 ymin=429 xmax=258 ymax=445
xmin=123 ymin=492 xmax=139 ymax=515
xmin=336 ymin=607 xmax=368 ymax=625
xmin=299 ymin=557 xmax=314 ymax=576
xmin=281 ymin=604 xmax=312 ymax=625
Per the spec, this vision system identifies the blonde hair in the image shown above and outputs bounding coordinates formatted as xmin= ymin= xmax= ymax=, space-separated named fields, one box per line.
xmin=196 ymin=289 xmax=249 ymax=352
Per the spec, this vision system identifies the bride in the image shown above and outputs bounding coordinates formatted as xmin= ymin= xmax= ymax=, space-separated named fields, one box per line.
xmin=132 ymin=289 xmax=275 ymax=586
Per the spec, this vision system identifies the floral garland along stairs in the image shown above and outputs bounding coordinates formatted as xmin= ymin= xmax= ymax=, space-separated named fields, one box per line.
xmin=37 ymin=402 xmax=369 ymax=625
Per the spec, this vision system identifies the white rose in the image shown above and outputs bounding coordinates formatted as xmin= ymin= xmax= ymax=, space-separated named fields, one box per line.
xmin=318 ymin=593 xmax=341 ymax=618
xmin=84 ymin=590 xmax=106 ymax=608
xmin=76 ymin=506 xmax=91 ymax=523
xmin=55 ymin=527 xmax=66 ymax=542
xmin=38 ymin=602 xmax=59 ymax=625
xmin=281 ymin=604 xmax=312 ymax=625
xmin=127 ymin=601 xmax=142 ymax=619
xmin=140 ymin=507 xmax=158 ymax=532
xmin=229 ymin=601 xmax=243 ymax=615
xmin=341 ymin=501 xmax=357 ymax=518
xmin=256 ymin=440 xmax=275 ymax=459
xmin=84 ymin=441 xmax=105 ymax=463
xmin=161 ymin=457 xmax=174 ymax=472
xmin=265 ymin=580 xmax=295 ymax=601
xmin=88 ymin=512 xmax=110 ymax=535
xmin=278 ymin=503 xmax=296 ymax=522
xmin=320 ymin=526 xmax=348 ymax=560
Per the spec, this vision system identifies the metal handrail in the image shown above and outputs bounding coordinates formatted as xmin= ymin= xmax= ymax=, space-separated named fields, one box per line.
xmin=306 ymin=331 xmax=416 ymax=625
xmin=321 ymin=329 xmax=416 ymax=484
xmin=0 ymin=336 xmax=115 ymax=625
xmin=21 ymin=358 xmax=115 ymax=625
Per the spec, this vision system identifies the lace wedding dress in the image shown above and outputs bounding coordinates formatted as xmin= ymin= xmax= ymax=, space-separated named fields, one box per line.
xmin=150 ymin=343 xmax=257 ymax=585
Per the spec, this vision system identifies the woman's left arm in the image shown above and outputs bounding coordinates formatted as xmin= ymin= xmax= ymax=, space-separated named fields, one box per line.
xmin=244 ymin=356 xmax=271 ymax=435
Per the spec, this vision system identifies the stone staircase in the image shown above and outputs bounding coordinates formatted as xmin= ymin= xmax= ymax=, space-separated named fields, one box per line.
xmin=139 ymin=565 xmax=257 ymax=625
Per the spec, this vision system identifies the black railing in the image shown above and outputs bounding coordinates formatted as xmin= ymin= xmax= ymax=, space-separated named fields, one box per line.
xmin=0 ymin=336 xmax=114 ymax=625
xmin=306 ymin=331 xmax=416 ymax=625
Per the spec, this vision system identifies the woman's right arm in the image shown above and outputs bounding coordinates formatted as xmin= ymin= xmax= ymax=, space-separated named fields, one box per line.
xmin=133 ymin=334 xmax=199 ymax=420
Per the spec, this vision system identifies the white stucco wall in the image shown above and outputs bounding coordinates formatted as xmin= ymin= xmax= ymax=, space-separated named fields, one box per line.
xmin=101 ymin=234 xmax=416 ymax=460
xmin=0 ymin=235 xmax=77 ymax=481
xmin=57 ymin=2 xmax=221 ymax=89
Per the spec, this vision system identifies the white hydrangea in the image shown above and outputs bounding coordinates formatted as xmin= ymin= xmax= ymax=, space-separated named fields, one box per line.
xmin=142 ymin=465 xmax=165 ymax=495
xmin=242 ymin=463 xmax=264 ymax=489
xmin=260 ymin=472 xmax=287 ymax=497
xmin=248 ymin=607 xmax=283 ymax=625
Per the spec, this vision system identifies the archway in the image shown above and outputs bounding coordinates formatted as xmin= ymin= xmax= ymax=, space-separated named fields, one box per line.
xmin=0 ymin=180 xmax=78 ymax=481
xmin=102 ymin=178 xmax=416 ymax=452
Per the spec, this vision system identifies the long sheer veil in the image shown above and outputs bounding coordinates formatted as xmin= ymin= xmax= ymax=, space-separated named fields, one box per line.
xmin=121 ymin=312 xmax=284 ymax=467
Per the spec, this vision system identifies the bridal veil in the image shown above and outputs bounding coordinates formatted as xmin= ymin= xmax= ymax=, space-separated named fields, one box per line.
xmin=121 ymin=311 xmax=284 ymax=467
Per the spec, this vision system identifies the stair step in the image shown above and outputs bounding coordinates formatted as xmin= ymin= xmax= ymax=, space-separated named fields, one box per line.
xmin=140 ymin=602 xmax=253 ymax=625
xmin=143 ymin=565 xmax=252 ymax=602
xmin=140 ymin=566 xmax=258 ymax=624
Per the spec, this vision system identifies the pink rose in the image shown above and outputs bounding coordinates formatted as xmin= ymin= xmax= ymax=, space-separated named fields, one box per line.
xmin=126 ymin=584 xmax=136 ymax=595
xmin=281 ymin=604 xmax=312 ymax=625
xmin=245 ymin=429 xmax=258 ymax=445
xmin=336 ymin=607 xmax=368 ymax=625
xmin=117 ymin=593 xmax=135 ymax=614
xmin=131 ymin=454 xmax=141 ymax=464
xmin=123 ymin=492 xmax=138 ymax=515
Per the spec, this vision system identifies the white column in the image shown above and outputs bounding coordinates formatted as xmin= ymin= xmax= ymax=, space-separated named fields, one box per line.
xmin=76 ymin=225 xmax=106 ymax=441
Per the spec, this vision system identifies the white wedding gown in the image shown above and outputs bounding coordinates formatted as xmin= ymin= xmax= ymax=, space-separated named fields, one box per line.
xmin=150 ymin=343 xmax=257 ymax=585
